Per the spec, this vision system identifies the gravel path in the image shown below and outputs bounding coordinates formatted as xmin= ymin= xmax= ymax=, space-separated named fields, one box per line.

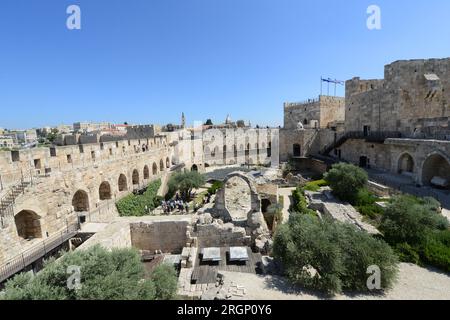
xmin=221 ymin=263 xmax=450 ymax=300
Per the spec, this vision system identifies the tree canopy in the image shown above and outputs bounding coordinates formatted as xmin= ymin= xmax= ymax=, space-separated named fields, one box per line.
xmin=167 ymin=171 xmax=205 ymax=201
xmin=0 ymin=245 xmax=178 ymax=300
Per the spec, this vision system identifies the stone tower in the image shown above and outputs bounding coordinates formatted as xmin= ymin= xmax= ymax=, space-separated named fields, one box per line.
xmin=181 ymin=112 xmax=186 ymax=128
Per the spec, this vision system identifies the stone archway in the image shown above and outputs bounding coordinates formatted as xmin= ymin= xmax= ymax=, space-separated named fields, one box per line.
xmin=213 ymin=172 xmax=268 ymax=232
xmin=72 ymin=190 xmax=89 ymax=212
xmin=422 ymin=153 xmax=450 ymax=188
xmin=166 ymin=157 xmax=170 ymax=168
xmin=118 ymin=174 xmax=128 ymax=192
xmin=99 ymin=181 xmax=112 ymax=200
xmin=398 ymin=153 xmax=415 ymax=174
xmin=143 ymin=165 xmax=150 ymax=180
xmin=160 ymin=159 xmax=165 ymax=172
xmin=132 ymin=169 xmax=139 ymax=185
xmin=191 ymin=164 xmax=198 ymax=172
xmin=15 ymin=210 xmax=42 ymax=240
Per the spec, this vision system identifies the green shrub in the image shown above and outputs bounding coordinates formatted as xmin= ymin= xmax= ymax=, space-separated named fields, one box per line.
xmin=303 ymin=179 xmax=329 ymax=192
xmin=167 ymin=171 xmax=205 ymax=201
xmin=273 ymin=214 xmax=398 ymax=295
xmin=380 ymin=195 xmax=449 ymax=246
xmin=151 ymin=264 xmax=179 ymax=300
xmin=0 ymin=246 xmax=178 ymax=300
xmin=207 ymin=180 xmax=224 ymax=195
xmin=291 ymin=187 xmax=316 ymax=216
xmin=420 ymin=234 xmax=450 ymax=273
xmin=324 ymin=163 xmax=368 ymax=203
xmin=394 ymin=243 xmax=420 ymax=264
xmin=116 ymin=179 xmax=162 ymax=216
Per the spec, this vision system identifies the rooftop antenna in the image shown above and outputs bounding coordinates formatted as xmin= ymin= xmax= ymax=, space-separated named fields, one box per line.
xmin=321 ymin=77 xmax=344 ymax=96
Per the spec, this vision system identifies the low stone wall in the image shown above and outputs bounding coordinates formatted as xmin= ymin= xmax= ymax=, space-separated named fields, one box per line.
xmin=194 ymin=219 xmax=251 ymax=248
xmin=78 ymin=221 xmax=132 ymax=251
xmin=130 ymin=220 xmax=190 ymax=254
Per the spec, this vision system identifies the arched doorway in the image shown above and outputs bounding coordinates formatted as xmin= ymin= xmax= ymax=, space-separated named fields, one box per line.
xmin=132 ymin=169 xmax=139 ymax=185
xmin=72 ymin=190 xmax=89 ymax=212
xmin=422 ymin=153 xmax=450 ymax=188
xmin=166 ymin=157 xmax=170 ymax=168
xmin=261 ymin=199 xmax=272 ymax=213
xmin=293 ymin=144 xmax=301 ymax=157
xmin=160 ymin=159 xmax=165 ymax=172
xmin=143 ymin=165 xmax=150 ymax=180
xmin=398 ymin=153 xmax=415 ymax=174
xmin=99 ymin=181 xmax=112 ymax=200
xmin=191 ymin=164 xmax=198 ymax=172
xmin=15 ymin=210 xmax=42 ymax=240
xmin=152 ymin=162 xmax=158 ymax=175
xmin=118 ymin=174 xmax=127 ymax=192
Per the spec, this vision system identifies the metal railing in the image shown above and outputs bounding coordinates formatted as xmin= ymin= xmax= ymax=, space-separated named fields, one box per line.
xmin=0 ymin=170 xmax=37 ymax=221
xmin=0 ymin=223 xmax=80 ymax=283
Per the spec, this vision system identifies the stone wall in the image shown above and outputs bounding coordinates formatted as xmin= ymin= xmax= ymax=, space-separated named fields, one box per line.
xmin=194 ymin=220 xmax=251 ymax=248
xmin=345 ymin=58 xmax=450 ymax=135
xmin=130 ymin=220 xmax=190 ymax=254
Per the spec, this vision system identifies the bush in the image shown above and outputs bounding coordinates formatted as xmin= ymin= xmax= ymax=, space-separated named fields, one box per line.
xmin=207 ymin=180 xmax=224 ymax=195
xmin=151 ymin=264 xmax=179 ymax=300
xmin=379 ymin=195 xmax=450 ymax=272
xmin=167 ymin=171 xmax=205 ymax=201
xmin=273 ymin=214 xmax=398 ymax=295
xmin=324 ymin=163 xmax=368 ymax=203
xmin=0 ymin=246 xmax=178 ymax=300
xmin=303 ymin=179 xmax=329 ymax=192
xmin=420 ymin=233 xmax=450 ymax=273
xmin=116 ymin=179 xmax=162 ymax=216
xmin=291 ymin=187 xmax=317 ymax=216
xmin=380 ymin=195 xmax=449 ymax=246
xmin=394 ymin=243 xmax=420 ymax=264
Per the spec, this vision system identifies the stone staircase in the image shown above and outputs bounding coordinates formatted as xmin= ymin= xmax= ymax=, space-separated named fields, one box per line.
xmin=0 ymin=180 xmax=33 ymax=222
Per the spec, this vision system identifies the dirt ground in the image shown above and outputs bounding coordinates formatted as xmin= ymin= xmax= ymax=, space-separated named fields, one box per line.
xmin=220 ymin=263 xmax=450 ymax=300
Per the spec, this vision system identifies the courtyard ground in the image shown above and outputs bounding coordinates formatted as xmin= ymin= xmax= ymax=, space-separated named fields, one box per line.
xmin=220 ymin=263 xmax=450 ymax=300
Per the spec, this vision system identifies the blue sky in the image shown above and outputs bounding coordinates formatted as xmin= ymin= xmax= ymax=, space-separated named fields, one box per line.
xmin=1 ymin=0 xmax=450 ymax=129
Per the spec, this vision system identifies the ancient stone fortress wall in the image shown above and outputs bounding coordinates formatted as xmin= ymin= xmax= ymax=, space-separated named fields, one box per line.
xmin=0 ymin=135 xmax=182 ymax=264
xmin=77 ymin=216 xmax=193 ymax=254
xmin=345 ymin=58 xmax=450 ymax=135
xmin=202 ymin=128 xmax=277 ymax=167
xmin=284 ymin=95 xmax=345 ymax=130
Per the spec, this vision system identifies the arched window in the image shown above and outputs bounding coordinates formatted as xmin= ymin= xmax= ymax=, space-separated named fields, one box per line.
xmin=118 ymin=174 xmax=127 ymax=192
xmin=15 ymin=210 xmax=42 ymax=240
xmin=132 ymin=169 xmax=139 ymax=185
xmin=72 ymin=190 xmax=89 ymax=212
xmin=99 ymin=182 xmax=112 ymax=200
xmin=143 ymin=165 xmax=150 ymax=180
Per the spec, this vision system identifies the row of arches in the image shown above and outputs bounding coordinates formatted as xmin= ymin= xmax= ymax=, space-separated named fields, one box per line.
xmin=397 ymin=151 xmax=450 ymax=189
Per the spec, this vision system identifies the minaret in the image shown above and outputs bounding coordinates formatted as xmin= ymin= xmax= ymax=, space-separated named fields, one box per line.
xmin=181 ymin=112 xmax=186 ymax=128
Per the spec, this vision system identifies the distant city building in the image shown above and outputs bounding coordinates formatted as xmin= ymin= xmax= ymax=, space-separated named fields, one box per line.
xmin=0 ymin=136 xmax=14 ymax=149
xmin=73 ymin=122 xmax=112 ymax=133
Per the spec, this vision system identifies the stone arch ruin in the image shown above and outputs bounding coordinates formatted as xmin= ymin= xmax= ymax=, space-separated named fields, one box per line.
xmin=152 ymin=162 xmax=158 ymax=175
xmin=213 ymin=172 xmax=268 ymax=232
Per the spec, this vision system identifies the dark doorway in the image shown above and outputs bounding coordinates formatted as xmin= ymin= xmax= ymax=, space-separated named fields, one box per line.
xmin=293 ymin=144 xmax=301 ymax=157
xmin=359 ymin=156 xmax=368 ymax=168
